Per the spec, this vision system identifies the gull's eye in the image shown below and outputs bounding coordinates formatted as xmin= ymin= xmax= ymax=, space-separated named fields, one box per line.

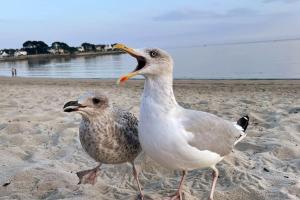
xmin=149 ymin=50 xmax=158 ymax=58
xmin=92 ymin=98 xmax=100 ymax=104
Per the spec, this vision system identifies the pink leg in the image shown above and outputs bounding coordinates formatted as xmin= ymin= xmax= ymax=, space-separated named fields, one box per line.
xmin=132 ymin=162 xmax=144 ymax=200
xmin=209 ymin=166 xmax=219 ymax=200
xmin=76 ymin=163 xmax=102 ymax=185
xmin=164 ymin=170 xmax=187 ymax=200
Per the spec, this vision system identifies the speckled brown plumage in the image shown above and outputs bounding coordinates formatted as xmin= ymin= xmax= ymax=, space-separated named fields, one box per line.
xmin=79 ymin=106 xmax=141 ymax=164
xmin=63 ymin=92 xmax=143 ymax=199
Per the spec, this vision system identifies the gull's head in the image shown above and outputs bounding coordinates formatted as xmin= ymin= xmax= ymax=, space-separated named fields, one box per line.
xmin=63 ymin=92 xmax=109 ymax=117
xmin=113 ymin=44 xmax=173 ymax=83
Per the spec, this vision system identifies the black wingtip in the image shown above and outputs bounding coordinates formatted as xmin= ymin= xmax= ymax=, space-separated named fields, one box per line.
xmin=237 ymin=115 xmax=249 ymax=132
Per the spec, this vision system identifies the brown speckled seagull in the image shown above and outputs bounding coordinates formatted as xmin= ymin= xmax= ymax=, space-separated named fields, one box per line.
xmin=63 ymin=92 xmax=143 ymax=199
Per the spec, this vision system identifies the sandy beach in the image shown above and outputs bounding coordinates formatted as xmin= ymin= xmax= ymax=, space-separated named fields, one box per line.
xmin=0 ymin=77 xmax=299 ymax=200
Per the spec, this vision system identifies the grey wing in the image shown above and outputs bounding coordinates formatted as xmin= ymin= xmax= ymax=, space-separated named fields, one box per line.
xmin=181 ymin=109 xmax=242 ymax=156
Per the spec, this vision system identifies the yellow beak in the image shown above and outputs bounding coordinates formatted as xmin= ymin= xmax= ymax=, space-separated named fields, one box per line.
xmin=116 ymin=71 xmax=139 ymax=84
xmin=113 ymin=44 xmax=142 ymax=84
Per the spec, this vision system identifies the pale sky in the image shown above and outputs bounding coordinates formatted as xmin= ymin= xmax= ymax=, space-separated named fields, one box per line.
xmin=0 ymin=0 xmax=300 ymax=48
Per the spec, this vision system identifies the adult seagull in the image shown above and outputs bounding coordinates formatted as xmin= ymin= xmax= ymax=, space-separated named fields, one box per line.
xmin=113 ymin=44 xmax=249 ymax=200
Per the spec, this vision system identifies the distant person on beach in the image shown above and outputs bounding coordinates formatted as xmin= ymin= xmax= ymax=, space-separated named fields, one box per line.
xmin=11 ymin=68 xmax=15 ymax=77
xmin=14 ymin=68 xmax=17 ymax=77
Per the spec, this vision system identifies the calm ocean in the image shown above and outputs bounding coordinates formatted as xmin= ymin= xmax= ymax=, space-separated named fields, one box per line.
xmin=1 ymin=40 xmax=300 ymax=79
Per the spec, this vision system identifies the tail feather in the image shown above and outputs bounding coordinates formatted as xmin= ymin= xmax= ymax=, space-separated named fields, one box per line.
xmin=234 ymin=115 xmax=249 ymax=145
xmin=237 ymin=115 xmax=249 ymax=132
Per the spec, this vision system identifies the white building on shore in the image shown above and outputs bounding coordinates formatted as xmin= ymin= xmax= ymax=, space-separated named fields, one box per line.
xmin=77 ymin=46 xmax=84 ymax=52
xmin=104 ymin=44 xmax=113 ymax=51
xmin=48 ymin=48 xmax=65 ymax=54
xmin=14 ymin=50 xmax=28 ymax=57
xmin=0 ymin=51 xmax=9 ymax=58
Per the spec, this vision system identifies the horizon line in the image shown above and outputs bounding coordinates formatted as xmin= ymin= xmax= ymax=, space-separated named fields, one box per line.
xmin=164 ymin=37 xmax=300 ymax=49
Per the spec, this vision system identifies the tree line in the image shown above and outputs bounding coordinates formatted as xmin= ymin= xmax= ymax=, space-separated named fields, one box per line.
xmin=1 ymin=41 xmax=114 ymax=56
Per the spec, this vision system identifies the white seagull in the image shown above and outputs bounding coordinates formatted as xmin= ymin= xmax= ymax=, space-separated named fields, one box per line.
xmin=114 ymin=44 xmax=249 ymax=200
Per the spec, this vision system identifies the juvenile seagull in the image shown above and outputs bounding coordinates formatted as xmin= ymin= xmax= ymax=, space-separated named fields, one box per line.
xmin=114 ymin=44 xmax=250 ymax=200
xmin=63 ymin=92 xmax=144 ymax=199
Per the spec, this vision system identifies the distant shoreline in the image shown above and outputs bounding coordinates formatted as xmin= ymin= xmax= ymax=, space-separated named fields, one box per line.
xmin=0 ymin=50 xmax=124 ymax=62
xmin=0 ymin=76 xmax=299 ymax=85
xmin=0 ymin=76 xmax=299 ymax=81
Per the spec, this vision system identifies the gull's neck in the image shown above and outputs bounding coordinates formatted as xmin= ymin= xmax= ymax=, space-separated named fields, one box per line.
xmin=142 ymin=73 xmax=178 ymax=110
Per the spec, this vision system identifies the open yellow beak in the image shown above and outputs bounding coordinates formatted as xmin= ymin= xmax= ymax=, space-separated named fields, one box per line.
xmin=113 ymin=44 xmax=142 ymax=84
xmin=116 ymin=71 xmax=139 ymax=84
